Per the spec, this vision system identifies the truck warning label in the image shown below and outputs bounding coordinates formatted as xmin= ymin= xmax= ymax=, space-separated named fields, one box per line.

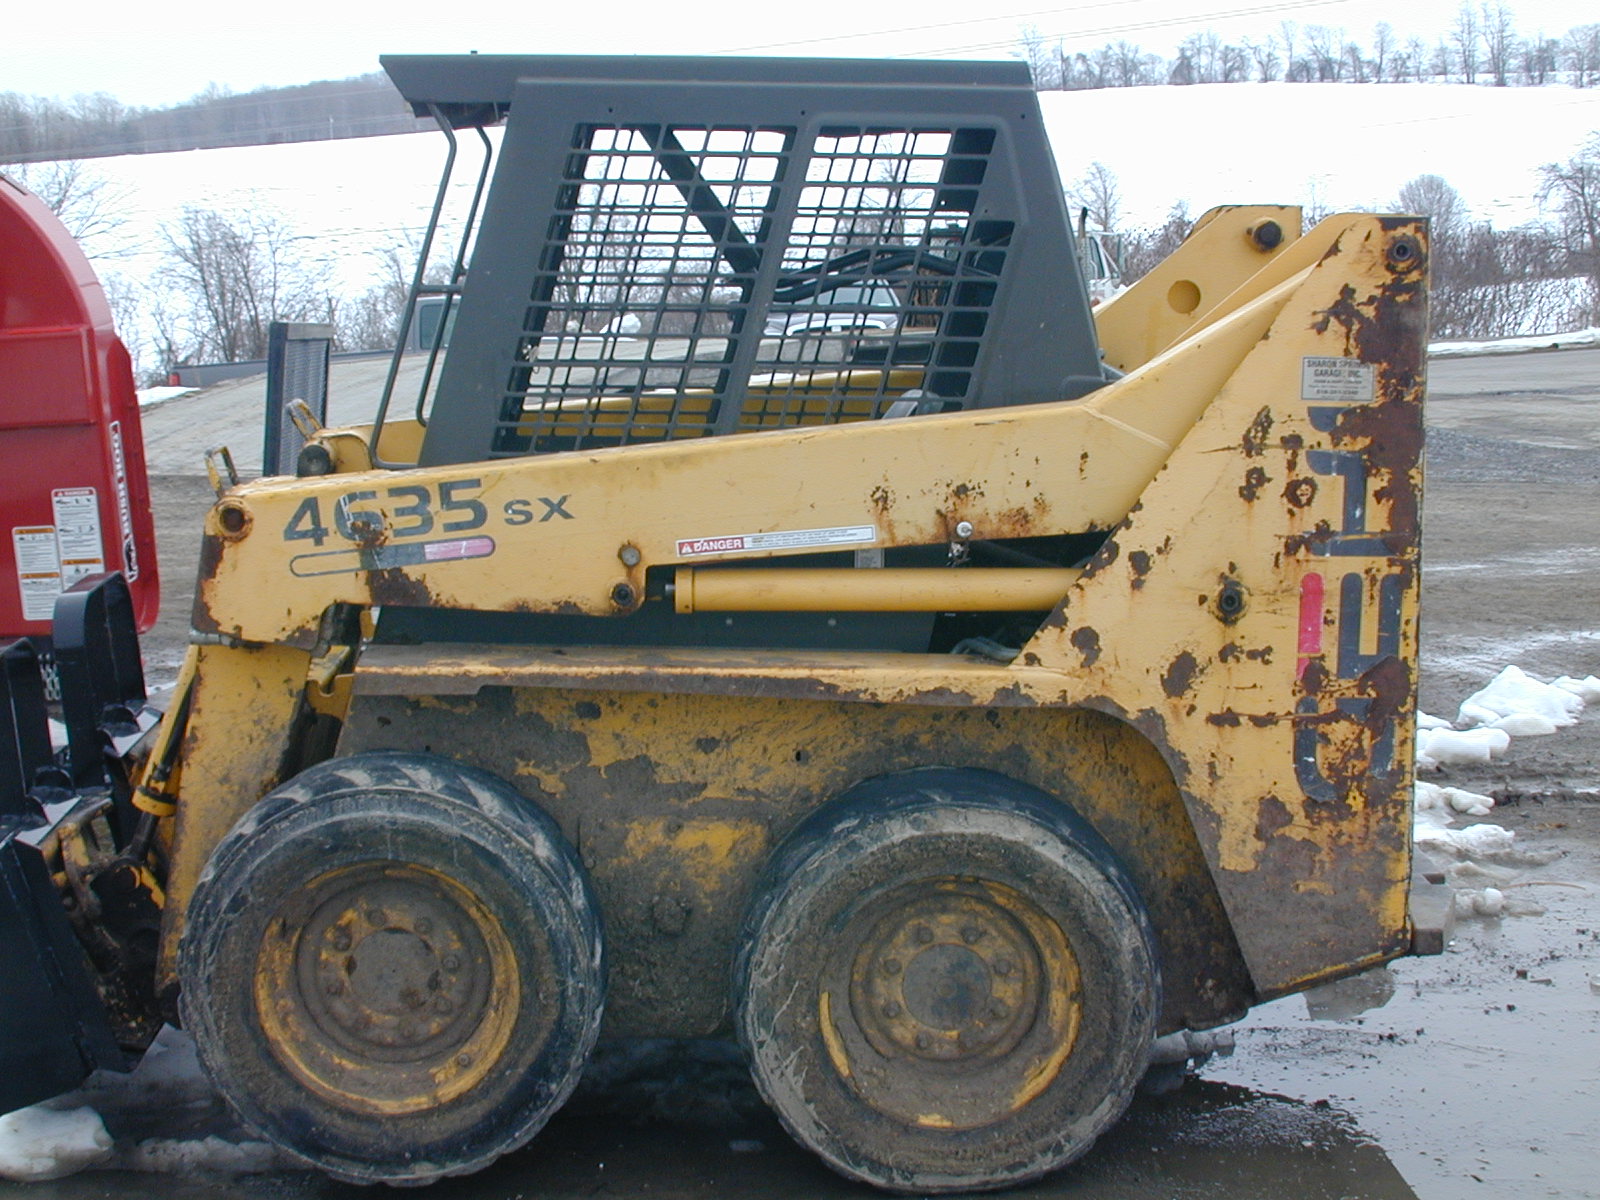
xmin=676 ymin=524 xmax=877 ymax=558
xmin=51 ymin=487 xmax=107 ymax=588
xmin=10 ymin=489 xmax=107 ymax=623
xmin=12 ymin=526 xmax=62 ymax=621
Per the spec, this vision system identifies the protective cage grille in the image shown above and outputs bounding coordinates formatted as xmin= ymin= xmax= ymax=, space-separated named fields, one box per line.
xmin=495 ymin=123 xmax=1010 ymax=455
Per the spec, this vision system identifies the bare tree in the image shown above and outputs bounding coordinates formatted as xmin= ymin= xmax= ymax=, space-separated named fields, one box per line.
xmin=1567 ymin=26 xmax=1600 ymax=87
xmin=1480 ymin=3 xmax=1519 ymax=86
xmin=1242 ymin=36 xmax=1281 ymax=82
xmin=1304 ymin=26 xmax=1344 ymax=80
xmin=1452 ymin=3 xmax=1481 ymax=83
xmin=158 ymin=206 xmax=327 ymax=363
xmin=1372 ymin=23 xmax=1395 ymax=81
xmin=4 ymin=160 xmax=130 ymax=255
xmin=1538 ymin=135 xmax=1600 ymax=320
xmin=1120 ymin=202 xmax=1191 ymax=282
xmin=1067 ymin=162 xmax=1121 ymax=232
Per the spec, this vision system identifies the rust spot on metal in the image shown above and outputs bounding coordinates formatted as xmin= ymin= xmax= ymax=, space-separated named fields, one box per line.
xmin=1248 ymin=714 xmax=1277 ymax=728
xmin=1254 ymin=795 xmax=1293 ymax=842
xmin=1219 ymin=643 xmax=1239 ymax=663
xmin=1078 ymin=450 xmax=1089 ymax=477
xmin=1283 ymin=477 xmax=1317 ymax=508
xmin=366 ymin=568 xmax=434 ymax=608
xmin=1128 ymin=550 xmax=1152 ymax=587
xmin=1206 ymin=710 xmax=1242 ymax=727
xmin=1161 ymin=652 xmax=1200 ymax=699
xmin=1242 ymin=407 xmax=1273 ymax=457
xmin=1245 ymin=646 xmax=1273 ymax=664
xmin=869 ymin=485 xmax=894 ymax=513
xmin=1239 ymin=466 xmax=1269 ymax=502
xmin=1021 ymin=651 xmax=1042 ymax=667
xmin=1069 ymin=627 xmax=1101 ymax=667
xmin=1280 ymin=433 xmax=1304 ymax=451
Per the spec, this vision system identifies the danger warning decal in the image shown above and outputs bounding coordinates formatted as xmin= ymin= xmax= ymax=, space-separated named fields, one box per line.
xmin=676 ymin=524 xmax=876 ymax=558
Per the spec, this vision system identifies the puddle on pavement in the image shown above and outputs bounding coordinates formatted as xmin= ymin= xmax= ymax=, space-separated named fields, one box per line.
xmin=1217 ymin=853 xmax=1600 ymax=1200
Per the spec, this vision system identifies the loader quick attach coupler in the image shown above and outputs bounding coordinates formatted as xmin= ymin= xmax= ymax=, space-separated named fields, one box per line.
xmin=0 ymin=574 xmax=166 ymax=1112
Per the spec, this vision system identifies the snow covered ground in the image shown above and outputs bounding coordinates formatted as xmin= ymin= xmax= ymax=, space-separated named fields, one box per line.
xmin=43 ymin=79 xmax=1600 ymax=379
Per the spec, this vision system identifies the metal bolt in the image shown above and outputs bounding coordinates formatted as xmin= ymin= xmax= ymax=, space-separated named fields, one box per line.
xmin=881 ymin=957 xmax=902 ymax=976
xmin=915 ymin=1033 xmax=932 ymax=1050
xmin=330 ymin=929 xmax=352 ymax=952
xmin=961 ymin=925 xmax=983 ymax=945
xmin=442 ymin=954 xmax=462 ymax=972
xmin=954 ymin=520 xmax=974 ymax=539
xmin=414 ymin=918 xmax=433 ymax=935
xmin=366 ymin=908 xmax=386 ymax=927
xmin=994 ymin=958 xmax=1014 ymax=977
xmin=913 ymin=925 xmax=934 ymax=945
xmin=1250 ymin=219 xmax=1283 ymax=251
xmin=611 ymin=582 xmax=636 ymax=607
xmin=456 ymin=1054 xmax=473 ymax=1068
xmin=882 ymin=1002 xmax=902 ymax=1019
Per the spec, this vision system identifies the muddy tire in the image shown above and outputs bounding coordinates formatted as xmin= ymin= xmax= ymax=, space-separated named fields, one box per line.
xmin=734 ymin=767 xmax=1159 ymax=1194
xmin=179 ymin=752 xmax=604 ymax=1184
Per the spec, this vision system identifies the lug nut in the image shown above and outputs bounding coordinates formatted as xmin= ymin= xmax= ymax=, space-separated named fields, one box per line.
xmin=913 ymin=925 xmax=934 ymax=945
xmin=962 ymin=925 xmax=983 ymax=944
xmin=414 ymin=918 xmax=432 ymax=935
xmin=882 ymin=1001 xmax=902 ymax=1018
xmin=994 ymin=958 xmax=1014 ymax=977
xmin=442 ymin=954 xmax=461 ymax=972
xmin=881 ymin=957 xmax=901 ymax=975
xmin=330 ymin=929 xmax=352 ymax=952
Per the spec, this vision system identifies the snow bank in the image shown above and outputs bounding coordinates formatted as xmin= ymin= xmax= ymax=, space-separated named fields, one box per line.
xmin=0 ymin=1108 xmax=112 ymax=1182
xmin=1416 ymin=725 xmax=1510 ymax=769
xmin=1457 ymin=665 xmax=1585 ymax=729
xmin=1429 ymin=326 xmax=1600 ymax=358
xmin=1414 ymin=821 xmax=1520 ymax=860
xmin=1415 ymin=781 xmax=1496 ymax=818
xmin=1415 ymin=664 xmax=1593 ymax=771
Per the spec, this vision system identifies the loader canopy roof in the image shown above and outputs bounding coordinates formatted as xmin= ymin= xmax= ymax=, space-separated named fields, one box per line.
xmin=378 ymin=55 xmax=1107 ymax=466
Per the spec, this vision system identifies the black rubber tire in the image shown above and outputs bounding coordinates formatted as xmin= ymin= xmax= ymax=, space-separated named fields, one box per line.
xmin=179 ymin=752 xmax=604 ymax=1184
xmin=734 ymin=767 xmax=1160 ymax=1194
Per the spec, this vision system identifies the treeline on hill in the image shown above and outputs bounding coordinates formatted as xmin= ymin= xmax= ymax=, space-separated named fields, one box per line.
xmin=0 ymin=75 xmax=428 ymax=164
xmin=1025 ymin=5 xmax=1599 ymax=89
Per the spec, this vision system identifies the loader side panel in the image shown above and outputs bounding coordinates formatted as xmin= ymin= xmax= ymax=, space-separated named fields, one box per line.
xmin=337 ymin=687 xmax=1252 ymax=1039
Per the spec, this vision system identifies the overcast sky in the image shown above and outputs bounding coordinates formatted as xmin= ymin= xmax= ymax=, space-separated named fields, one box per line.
xmin=6 ymin=0 xmax=1598 ymax=108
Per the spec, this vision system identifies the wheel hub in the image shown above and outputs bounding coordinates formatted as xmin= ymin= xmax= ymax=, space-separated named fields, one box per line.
xmin=254 ymin=863 xmax=521 ymax=1115
xmin=303 ymin=878 xmax=489 ymax=1059
xmin=853 ymin=892 xmax=1040 ymax=1063
xmin=824 ymin=877 xmax=1083 ymax=1130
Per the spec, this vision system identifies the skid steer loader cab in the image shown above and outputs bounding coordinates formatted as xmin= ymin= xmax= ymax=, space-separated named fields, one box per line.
xmin=2 ymin=55 xmax=1438 ymax=1194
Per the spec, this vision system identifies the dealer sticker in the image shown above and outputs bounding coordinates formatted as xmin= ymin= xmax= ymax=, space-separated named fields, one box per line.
xmin=676 ymin=524 xmax=876 ymax=558
xmin=1301 ymin=357 xmax=1375 ymax=403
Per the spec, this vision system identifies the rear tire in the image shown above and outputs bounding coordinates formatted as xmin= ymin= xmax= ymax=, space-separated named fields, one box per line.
xmin=734 ymin=767 xmax=1159 ymax=1193
xmin=180 ymin=752 xmax=604 ymax=1184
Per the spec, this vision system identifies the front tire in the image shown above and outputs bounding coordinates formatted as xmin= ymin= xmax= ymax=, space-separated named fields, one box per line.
xmin=734 ymin=768 xmax=1159 ymax=1193
xmin=180 ymin=752 xmax=604 ymax=1184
